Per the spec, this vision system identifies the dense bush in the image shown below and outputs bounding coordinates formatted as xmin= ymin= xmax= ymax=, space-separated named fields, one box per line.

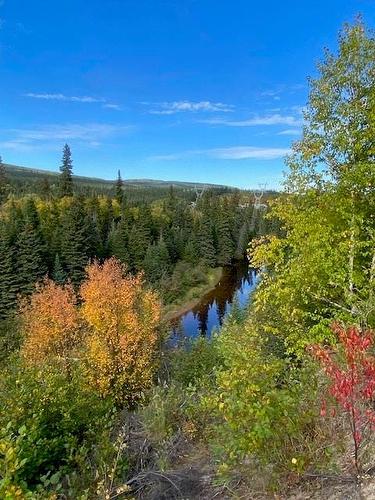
xmin=0 ymin=316 xmax=22 ymax=366
xmin=0 ymin=361 xmax=114 ymax=497
xmin=0 ymin=257 xmax=161 ymax=496
xmin=210 ymin=318 xmax=320 ymax=479
xmin=81 ymin=258 xmax=161 ymax=403
xmin=170 ymin=336 xmax=223 ymax=387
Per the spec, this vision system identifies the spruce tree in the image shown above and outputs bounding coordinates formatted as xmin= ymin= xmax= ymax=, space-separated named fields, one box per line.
xmin=128 ymin=209 xmax=152 ymax=270
xmin=183 ymin=237 xmax=199 ymax=264
xmin=6 ymin=201 xmax=23 ymax=243
xmin=85 ymin=211 xmax=102 ymax=259
xmin=0 ymin=156 xmax=8 ymax=204
xmin=143 ymin=239 xmax=171 ymax=283
xmin=16 ymin=199 xmax=48 ymax=295
xmin=217 ymin=204 xmax=235 ymax=266
xmin=60 ymin=198 xmax=90 ymax=286
xmin=52 ymin=253 xmax=67 ymax=284
xmin=59 ymin=144 xmax=73 ymax=197
xmin=115 ymin=169 xmax=124 ymax=205
xmin=110 ymin=218 xmax=130 ymax=265
xmin=23 ymin=198 xmax=42 ymax=229
xmin=0 ymin=223 xmax=18 ymax=318
xmin=235 ymin=219 xmax=252 ymax=259
xmin=98 ymin=198 xmax=114 ymax=257
xmin=198 ymin=215 xmax=216 ymax=267
xmin=164 ymin=226 xmax=179 ymax=263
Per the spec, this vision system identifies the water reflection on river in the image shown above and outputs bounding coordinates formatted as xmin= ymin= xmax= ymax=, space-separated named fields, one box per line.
xmin=169 ymin=261 xmax=258 ymax=341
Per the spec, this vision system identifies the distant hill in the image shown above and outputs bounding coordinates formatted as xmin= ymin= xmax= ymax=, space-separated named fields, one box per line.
xmin=4 ymin=163 xmax=229 ymax=191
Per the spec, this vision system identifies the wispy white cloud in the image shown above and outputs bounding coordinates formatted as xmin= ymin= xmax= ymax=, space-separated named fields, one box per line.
xmin=277 ymin=129 xmax=301 ymax=136
xmin=102 ymin=103 xmax=122 ymax=111
xmin=24 ymin=92 xmax=106 ymax=103
xmin=259 ymin=84 xmax=305 ymax=100
xmin=0 ymin=123 xmax=132 ymax=152
xmin=207 ymin=146 xmax=290 ymax=160
xmin=0 ymin=140 xmax=35 ymax=152
xmin=201 ymin=113 xmax=304 ymax=127
xmin=24 ymin=92 xmax=123 ymax=111
xmin=10 ymin=123 xmax=126 ymax=140
xmin=146 ymin=100 xmax=234 ymax=115
xmin=151 ymin=146 xmax=290 ymax=161
xmin=260 ymin=90 xmax=281 ymax=101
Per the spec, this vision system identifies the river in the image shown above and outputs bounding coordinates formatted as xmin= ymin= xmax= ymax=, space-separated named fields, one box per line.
xmin=169 ymin=261 xmax=258 ymax=341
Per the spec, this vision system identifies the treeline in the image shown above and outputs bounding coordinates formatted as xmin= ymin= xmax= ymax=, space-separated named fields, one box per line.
xmin=2 ymin=159 xmax=234 ymax=202
xmin=0 ymin=148 xmax=268 ymax=318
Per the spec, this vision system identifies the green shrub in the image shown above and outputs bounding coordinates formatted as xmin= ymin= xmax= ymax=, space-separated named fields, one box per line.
xmin=140 ymin=337 xmax=223 ymax=464
xmin=209 ymin=317 xmax=322 ymax=484
xmin=0 ymin=360 xmax=115 ymax=496
xmin=170 ymin=336 xmax=223 ymax=388
xmin=0 ymin=317 xmax=22 ymax=367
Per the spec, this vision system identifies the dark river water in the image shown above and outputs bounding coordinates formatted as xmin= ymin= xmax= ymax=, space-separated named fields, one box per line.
xmin=169 ymin=261 xmax=258 ymax=341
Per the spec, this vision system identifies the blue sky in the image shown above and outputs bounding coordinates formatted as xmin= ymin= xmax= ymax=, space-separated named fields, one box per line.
xmin=0 ymin=1 xmax=374 ymax=188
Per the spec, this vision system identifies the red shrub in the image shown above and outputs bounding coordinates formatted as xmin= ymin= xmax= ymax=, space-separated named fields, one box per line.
xmin=310 ymin=323 xmax=375 ymax=474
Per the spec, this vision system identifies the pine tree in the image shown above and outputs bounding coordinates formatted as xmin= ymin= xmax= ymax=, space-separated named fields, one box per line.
xmin=110 ymin=218 xmax=130 ymax=265
xmin=235 ymin=219 xmax=252 ymax=259
xmin=128 ymin=206 xmax=152 ymax=270
xmin=59 ymin=144 xmax=73 ymax=197
xmin=84 ymin=209 xmax=102 ymax=259
xmin=98 ymin=198 xmax=114 ymax=257
xmin=6 ymin=201 xmax=23 ymax=242
xmin=217 ymin=204 xmax=235 ymax=266
xmin=164 ymin=226 xmax=179 ymax=263
xmin=16 ymin=199 xmax=48 ymax=296
xmin=143 ymin=239 xmax=171 ymax=283
xmin=198 ymin=215 xmax=216 ymax=267
xmin=60 ymin=198 xmax=90 ymax=286
xmin=183 ymin=237 xmax=199 ymax=264
xmin=52 ymin=253 xmax=67 ymax=284
xmin=166 ymin=185 xmax=177 ymax=213
xmin=0 ymin=156 xmax=8 ymax=204
xmin=115 ymin=170 xmax=124 ymax=205
xmin=0 ymin=223 xmax=18 ymax=318
xmin=128 ymin=221 xmax=151 ymax=271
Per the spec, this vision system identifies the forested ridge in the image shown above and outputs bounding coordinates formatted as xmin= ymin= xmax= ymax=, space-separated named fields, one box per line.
xmin=4 ymin=161 xmax=232 ymax=199
xmin=1 ymin=20 xmax=375 ymax=500
xmin=0 ymin=147 xmax=269 ymax=321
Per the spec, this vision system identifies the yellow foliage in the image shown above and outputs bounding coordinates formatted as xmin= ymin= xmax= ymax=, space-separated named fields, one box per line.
xmin=19 ymin=257 xmax=161 ymax=404
xmin=80 ymin=258 xmax=161 ymax=402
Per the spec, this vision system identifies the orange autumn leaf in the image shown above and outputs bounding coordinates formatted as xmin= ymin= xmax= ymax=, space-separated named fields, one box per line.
xmin=21 ymin=279 xmax=80 ymax=365
xmin=80 ymin=257 xmax=161 ymax=402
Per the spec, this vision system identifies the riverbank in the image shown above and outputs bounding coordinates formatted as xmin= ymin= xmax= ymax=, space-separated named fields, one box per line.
xmin=162 ymin=267 xmax=223 ymax=323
